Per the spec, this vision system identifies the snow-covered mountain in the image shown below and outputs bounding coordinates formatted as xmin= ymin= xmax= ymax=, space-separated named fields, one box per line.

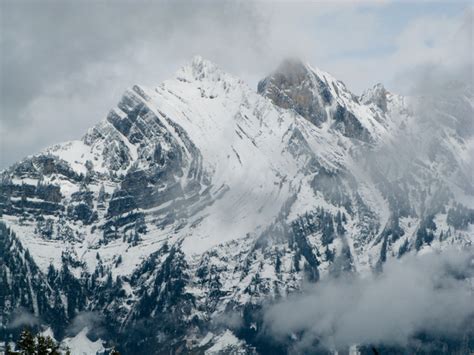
xmin=1 ymin=56 xmax=473 ymax=354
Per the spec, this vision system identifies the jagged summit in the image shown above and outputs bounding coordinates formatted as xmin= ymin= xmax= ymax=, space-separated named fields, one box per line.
xmin=257 ymin=58 xmax=334 ymax=125
xmin=182 ymin=55 xmax=220 ymax=77
xmin=174 ymin=55 xmax=243 ymax=87
xmin=258 ymin=58 xmax=386 ymax=142
xmin=360 ymin=83 xmax=390 ymax=112
xmin=260 ymin=58 xmax=313 ymax=88
xmin=259 ymin=57 xmax=340 ymax=89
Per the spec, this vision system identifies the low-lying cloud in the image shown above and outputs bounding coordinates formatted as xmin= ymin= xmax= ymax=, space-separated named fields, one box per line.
xmin=263 ymin=249 xmax=474 ymax=351
xmin=65 ymin=311 xmax=106 ymax=340
xmin=7 ymin=308 xmax=40 ymax=329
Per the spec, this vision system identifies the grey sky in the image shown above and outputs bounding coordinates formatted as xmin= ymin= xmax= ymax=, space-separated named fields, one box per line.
xmin=0 ymin=0 xmax=472 ymax=168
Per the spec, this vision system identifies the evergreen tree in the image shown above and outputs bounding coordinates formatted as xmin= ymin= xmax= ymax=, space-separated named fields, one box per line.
xmin=12 ymin=329 xmax=67 ymax=355
xmin=293 ymin=250 xmax=301 ymax=272
xmin=321 ymin=212 xmax=335 ymax=245
xmin=304 ymin=262 xmax=317 ymax=282
xmin=47 ymin=263 xmax=57 ymax=286
xmin=5 ymin=343 xmax=13 ymax=355
xmin=336 ymin=210 xmax=345 ymax=235
xmin=106 ymin=271 xmax=113 ymax=288
xmin=17 ymin=329 xmax=35 ymax=355
xmin=98 ymin=184 xmax=106 ymax=206
xmin=275 ymin=252 xmax=282 ymax=273
xmin=325 ymin=246 xmax=335 ymax=262
xmin=36 ymin=334 xmax=60 ymax=355
xmin=398 ymin=238 xmax=409 ymax=257
xmin=134 ymin=214 xmax=147 ymax=235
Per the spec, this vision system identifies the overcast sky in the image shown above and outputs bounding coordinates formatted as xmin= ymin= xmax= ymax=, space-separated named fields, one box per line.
xmin=0 ymin=0 xmax=472 ymax=168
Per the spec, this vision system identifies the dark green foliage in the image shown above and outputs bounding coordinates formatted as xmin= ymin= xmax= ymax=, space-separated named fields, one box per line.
xmin=311 ymin=169 xmax=352 ymax=210
xmin=304 ymin=262 xmax=318 ymax=282
xmin=0 ymin=222 xmax=68 ymax=340
xmin=375 ymin=213 xmax=406 ymax=267
xmin=134 ymin=214 xmax=147 ymax=235
xmin=321 ymin=212 xmax=335 ymax=245
xmin=291 ymin=207 xmax=338 ymax=247
xmin=288 ymin=207 xmax=350 ymax=281
xmin=447 ymin=203 xmax=474 ymax=230
xmin=376 ymin=235 xmax=389 ymax=272
xmin=335 ymin=210 xmax=346 ymax=235
xmin=275 ymin=252 xmax=282 ymax=273
xmin=97 ymin=184 xmax=106 ymax=209
xmin=58 ymin=263 xmax=86 ymax=320
xmin=67 ymin=202 xmax=97 ymax=225
xmin=5 ymin=343 xmax=15 ymax=355
xmin=13 ymin=329 xmax=65 ymax=355
xmin=120 ymin=246 xmax=196 ymax=354
xmin=415 ymin=215 xmax=437 ymax=250
xmin=324 ymin=246 xmax=335 ymax=262
xmin=381 ymin=213 xmax=405 ymax=243
xmin=35 ymin=218 xmax=54 ymax=239
xmin=36 ymin=334 xmax=61 ymax=355
xmin=293 ymin=250 xmax=301 ymax=272
xmin=398 ymin=238 xmax=410 ymax=257
xmin=16 ymin=330 xmax=35 ymax=355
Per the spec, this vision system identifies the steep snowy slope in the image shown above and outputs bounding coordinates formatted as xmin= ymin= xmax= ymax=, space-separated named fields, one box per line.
xmin=1 ymin=56 xmax=473 ymax=354
xmin=1 ymin=57 xmax=356 ymax=274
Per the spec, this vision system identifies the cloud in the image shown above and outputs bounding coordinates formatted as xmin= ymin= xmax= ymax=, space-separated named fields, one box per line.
xmin=330 ymin=5 xmax=472 ymax=96
xmin=0 ymin=0 xmax=266 ymax=167
xmin=7 ymin=308 xmax=40 ymax=329
xmin=392 ymin=6 xmax=473 ymax=95
xmin=213 ymin=311 xmax=244 ymax=330
xmin=66 ymin=311 xmax=105 ymax=340
xmin=356 ymin=6 xmax=473 ymax=199
xmin=0 ymin=1 xmax=471 ymax=169
xmin=263 ymin=249 xmax=474 ymax=352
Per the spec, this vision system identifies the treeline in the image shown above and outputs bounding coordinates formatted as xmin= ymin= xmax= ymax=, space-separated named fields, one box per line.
xmin=447 ymin=203 xmax=474 ymax=230
xmin=5 ymin=329 xmax=120 ymax=355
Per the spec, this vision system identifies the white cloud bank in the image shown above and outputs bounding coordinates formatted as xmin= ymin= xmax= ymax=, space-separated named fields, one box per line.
xmin=264 ymin=249 xmax=474 ymax=351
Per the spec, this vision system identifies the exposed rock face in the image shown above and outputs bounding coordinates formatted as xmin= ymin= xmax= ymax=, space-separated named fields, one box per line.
xmin=258 ymin=58 xmax=375 ymax=142
xmin=1 ymin=57 xmax=473 ymax=354
xmin=258 ymin=58 xmax=333 ymax=126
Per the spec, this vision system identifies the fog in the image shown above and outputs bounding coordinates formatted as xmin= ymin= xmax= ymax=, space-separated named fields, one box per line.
xmin=65 ymin=311 xmax=105 ymax=339
xmin=264 ymin=249 xmax=474 ymax=352
xmin=7 ymin=308 xmax=40 ymax=329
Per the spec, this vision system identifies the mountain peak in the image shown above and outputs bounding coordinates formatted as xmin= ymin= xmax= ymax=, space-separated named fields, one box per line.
xmin=259 ymin=58 xmax=331 ymax=90
xmin=273 ymin=57 xmax=311 ymax=79
xmin=257 ymin=58 xmax=339 ymax=127
xmin=176 ymin=55 xmax=229 ymax=83
xmin=360 ymin=83 xmax=390 ymax=112
xmin=190 ymin=55 xmax=216 ymax=71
